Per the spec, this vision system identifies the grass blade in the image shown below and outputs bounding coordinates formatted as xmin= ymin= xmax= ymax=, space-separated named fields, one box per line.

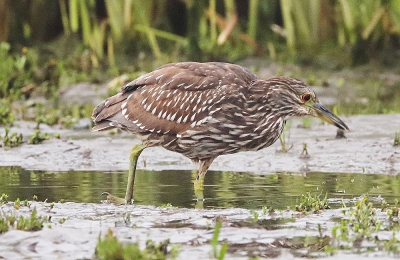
xmin=247 ymin=0 xmax=259 ymax=40
xmin=69 ymin=0 xmax=79 ymax=32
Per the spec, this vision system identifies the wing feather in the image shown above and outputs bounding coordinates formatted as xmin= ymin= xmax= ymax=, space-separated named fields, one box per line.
xmin=92 ymin=62 xmax=257 ymax=134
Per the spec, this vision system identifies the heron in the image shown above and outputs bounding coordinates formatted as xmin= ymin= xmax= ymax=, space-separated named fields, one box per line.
xmin=92 ymin=62 xmax=349 ymax=204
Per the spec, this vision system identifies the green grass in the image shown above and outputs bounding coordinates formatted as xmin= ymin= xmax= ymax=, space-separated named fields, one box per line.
xmin=95 ymin=229 xmax=177 ymax=260
xmin=1 ymin=127 xmax=23 ymax=150
xmin=299 ymin=143 xmax=310 ymax=159
xmin=277 ymin=130 xmax=293 ymax=153
xmin=29 ymin=130 xmax=50 ymax=145
xmin=0 ymin=99 xmax=14 ymax=126
xmin=211 ymin=221 xmax=228 ymax=260
xmin=250 ymin=210 xmax=259 ymax=222
xmin=0 ymin=207 xmax=47 ymax=234
xmin=327 ymin=196 xmax=400 ymax=254
xmin=0 ymin=194 xmax=9 ymax=205
xmin=15 ymin=207 xmax=45 ymax=231
xmin=295 ymin=192 xmax=330 ymax=212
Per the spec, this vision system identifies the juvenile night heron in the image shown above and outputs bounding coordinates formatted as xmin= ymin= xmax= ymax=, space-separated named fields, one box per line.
xmin=92 ymin=62 xmax=349 ymax=203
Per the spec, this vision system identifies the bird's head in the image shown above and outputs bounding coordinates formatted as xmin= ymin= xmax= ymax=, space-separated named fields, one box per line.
xmin=266 ymin=77 xmax=349 ymax=131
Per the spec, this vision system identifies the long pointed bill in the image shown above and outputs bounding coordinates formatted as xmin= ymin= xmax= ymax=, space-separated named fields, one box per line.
xmin=312 ymin=103 xmax=349 ymax=130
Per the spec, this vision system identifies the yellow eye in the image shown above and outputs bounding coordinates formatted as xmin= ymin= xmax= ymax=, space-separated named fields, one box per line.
xmin=301 ymin=93 xmax=311 ymax=102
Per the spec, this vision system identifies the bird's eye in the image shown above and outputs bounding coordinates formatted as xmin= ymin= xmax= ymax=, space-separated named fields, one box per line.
xmin=301 ymin=93 xmax=311 ymax=102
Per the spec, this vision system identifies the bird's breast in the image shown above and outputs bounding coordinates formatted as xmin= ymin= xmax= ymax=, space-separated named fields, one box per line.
xmin=159 ymin=110 xmax=286 ymax=160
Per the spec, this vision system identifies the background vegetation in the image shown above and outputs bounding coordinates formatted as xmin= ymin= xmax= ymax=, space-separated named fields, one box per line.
xmin=1 ymin=0 xmax=400 ymax=124
xmin=2 ymin=0 xmax=400 ymax=65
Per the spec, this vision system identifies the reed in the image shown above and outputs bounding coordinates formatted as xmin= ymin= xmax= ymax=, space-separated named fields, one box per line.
xmin=247 ymin=0 xmax=259 ymax=40
xmin=280 ymin=0 xmax=320 ymax=53
xmin=390 ymin=1 xmax=400 ymax=31
xmin=1 ymin=0 xmax=400 ymax=64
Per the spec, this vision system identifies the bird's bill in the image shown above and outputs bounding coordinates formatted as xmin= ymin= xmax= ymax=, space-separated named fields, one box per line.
xmin=312 ymin=103 xmax=349 ymax=130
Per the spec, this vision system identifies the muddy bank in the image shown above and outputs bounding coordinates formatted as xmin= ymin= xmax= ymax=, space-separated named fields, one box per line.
xmin=0 ymin=114 xmax=399 ymax=175
xmin=0 ymin=200 xmax=398 ymax=259
xmin=1 ymin=114 xmax=399 ymax=259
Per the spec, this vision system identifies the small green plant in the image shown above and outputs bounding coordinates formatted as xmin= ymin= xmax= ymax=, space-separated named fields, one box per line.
xmin=0 ymin=194 xmax=9 ymax=204
xmin=0 ymin=207 xmax=47 ymax=233
xmin=262 ymin=206 xmax=268 ymax=215
xmin=6 ymin=195 xmax=35 ymax=209
xmin=392 ymin=199 xmax=399 ymax=217
xmin=278 ymin=131 xmax=293 ymax=153
xmin=95 ymin=229 xmax=124 ymax=259
xmin=1 ymin=127 xmax=23 ymax=150
xmin=0 ymin=99 xmax=15 ymax=126
xmin=22 ymin=199 xmax=31 ymax=207
xmin=383 ymin=232 xmax=399 ymax=253
xmin=299 ymin=143 xmax=310 ymax=159
xmin=123 ymin=211 xmax=131 ymax=225
xmin=211 ymin=221 xmax=228 ymax=260
xmin=14 ymin=198 xmax=21 ymax=209
xmin=58 ymin=217 xmax=67 ymax=224
xmin=250 ymin=210 xmax=259 ymax=222
xmin=327 ymin=196 xmax=400 ymax=254
xmin=270 ymin=173 xmax=279 ymax=180
xmin=295 ymin=192 xmax=330 ymax=212
xmin=16 ymin=207 xmax=46 ymax=231
xmin=160 ymin=203 xmax=178 ymax=209
xmin=161 ymin=203 xmax=173 ymax=208
xmin=33 ymin=103 xmax=92 ymax=129
xmin=0 ymin=210 xmax=17 ymax=234
xmin=59 ymin=115 xmax=78 ymax=129
xmin=381 ymin=198 xmax=390 ymax=212
xmin=29 ymin=130 xmax=50 ymax=144
xmin=95 ymin=229 xmax=173 ymax=260
xmin=261 ymin=206 xmax=274 ymax=215
xmin=35 ymin=110 xmax=59 ymax=128
xmin=383 ymin=198 xmax=399 ymax=218
xmin=349 ymin=197 xmax=382 ymax=236
xmin=0 ymin=217 xmax=9 ymax=234
xmin=394 ymin=131 xmax=399 ymax=146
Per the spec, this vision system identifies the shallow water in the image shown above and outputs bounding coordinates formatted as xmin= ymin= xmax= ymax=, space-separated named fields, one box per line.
xmin=1 ymin=166 xmax=399 ymax=209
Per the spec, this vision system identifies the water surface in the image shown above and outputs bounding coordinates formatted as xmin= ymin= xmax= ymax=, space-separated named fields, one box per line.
xmin=0 ymin=166 xmax=399 ymax=209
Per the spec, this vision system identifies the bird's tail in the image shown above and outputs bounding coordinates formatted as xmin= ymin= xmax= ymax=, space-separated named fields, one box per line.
xmin=92 ymin=92 xmax=125 ymax=131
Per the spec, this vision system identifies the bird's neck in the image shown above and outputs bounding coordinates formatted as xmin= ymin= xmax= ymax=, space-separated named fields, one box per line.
xmin=254 ymin=114 xmax=285 ymax=134
xmin=241 ymin=115 xmax=285 ymax=151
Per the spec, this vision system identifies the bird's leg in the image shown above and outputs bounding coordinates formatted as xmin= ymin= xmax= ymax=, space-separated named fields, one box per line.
xmin=102 ymin=143 xmax=146 ymax=204
xmin=194 ymin=185 xmax=205 ymax=209
xmin=193 ymin=158 xmax=215 ymax=192
xmin=125 ymin=143 xmax=146 ymax=204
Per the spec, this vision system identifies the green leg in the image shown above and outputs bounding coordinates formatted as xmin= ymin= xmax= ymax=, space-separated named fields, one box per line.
xmin=125 ymin=143 xmax=146 ymax=204
xmin=194 ymin=179 xmax=204 ymax=209
xmin=194 ymin=175 xmax=205 ymax=191
xmin=101 ymin=143 xmax=146 ymax=204
xmin=193 ymin=158 xmax=214 ymax=208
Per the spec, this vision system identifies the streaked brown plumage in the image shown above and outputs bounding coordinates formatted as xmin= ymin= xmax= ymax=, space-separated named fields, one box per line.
xmin=92 ymin=62 xmax=348 ymax=203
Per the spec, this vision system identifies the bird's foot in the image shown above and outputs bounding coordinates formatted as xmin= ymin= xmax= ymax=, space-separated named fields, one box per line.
xmin=194 ymin=188 xmax=204 ymax=201
xmin=101 ymin=192 xmax=132 ymax=205
xmin=194 ymin=188 xmax=205 ymax=209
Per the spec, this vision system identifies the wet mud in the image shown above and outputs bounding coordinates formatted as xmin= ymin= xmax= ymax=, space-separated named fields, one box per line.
xmin=1 ymin=114 xmax=399 ymax=174
xmin=0 ymin=114 xmax=399 ymax=259
xmin=0 ymin=200 xmax=398 ymax=259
